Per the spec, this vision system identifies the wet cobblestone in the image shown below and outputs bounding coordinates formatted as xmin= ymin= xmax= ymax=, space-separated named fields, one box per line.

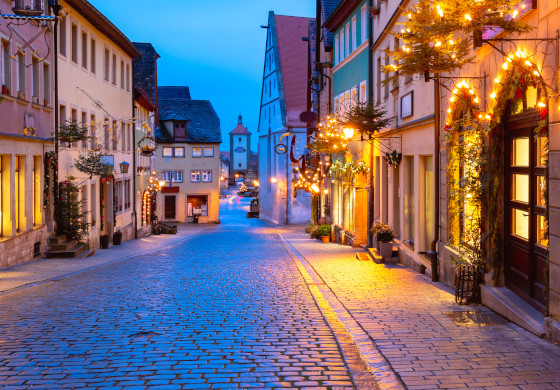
xmin=0 ymin=207 xmax=357 ymax=389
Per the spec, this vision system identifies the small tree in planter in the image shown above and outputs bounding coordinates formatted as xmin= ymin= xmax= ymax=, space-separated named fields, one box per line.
xmin=309 ymin=224 xmax=320 ymax=239
xmin=55 ymin=178 xmax=87 ymax=242
xmin=374 ymin=222 xmax=395 ymax=259
xmin=112 ymin=230 xmax=122 ymax=245
xmin=318 ymin=224 xmax=332 ymax=243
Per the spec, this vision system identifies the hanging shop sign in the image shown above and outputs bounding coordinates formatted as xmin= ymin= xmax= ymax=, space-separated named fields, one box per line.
xmin=275 ymin=143 xmax=287 ymax=154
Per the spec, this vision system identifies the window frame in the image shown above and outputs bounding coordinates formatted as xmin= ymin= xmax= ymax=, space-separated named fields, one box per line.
xmin=191 ymin=170 xmax=201 ymax=182
xmin=192 ymin=147 xmax=202 ymax=158
xmin=202 ymin=170 xmax=213 ymax=182
xmin=203 ymin=147 xmax=214 ymax=157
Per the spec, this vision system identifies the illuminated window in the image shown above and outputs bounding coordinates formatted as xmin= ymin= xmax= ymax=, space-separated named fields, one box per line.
xmin=192 ymin=147 xmax=202 ymax=157
xmin=204 ymin=147 xmax=214 ymax=157
xmin=163 ymin=171 xmax=183 ymax=183
xmin=191 ymin=170 xmax=201 ymax=182
xmin=202 ymin=170 xmax=212 ymax=182
xmin=162 ymin=147 xmax=173 ymax=157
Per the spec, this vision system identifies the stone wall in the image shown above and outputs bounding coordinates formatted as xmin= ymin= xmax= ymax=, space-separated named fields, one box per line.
xmin=0 ymin=226 xmax=49 ymax=269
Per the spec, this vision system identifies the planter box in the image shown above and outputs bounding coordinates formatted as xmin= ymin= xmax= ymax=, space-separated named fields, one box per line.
xmin=100 ymin=235 xmax=109 ymax=249
xmin=379 ymin=242 xmax=393 ymax=258
xmin=321 ymin=236 xmax=330 ymax=243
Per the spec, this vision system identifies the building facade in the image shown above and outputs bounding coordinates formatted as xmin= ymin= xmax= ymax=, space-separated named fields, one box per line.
xmin=0 ymin=0 xmax=55 ymax=266
xmin=258 ymin=12 xmax=312 ymax=225
xmin=56 ymin=0 xmax=140 ymax=249
xmin=155 ymin=87 xmax=221 ymax=224
xmin=133 ymin=42 xmax=159 ymax=237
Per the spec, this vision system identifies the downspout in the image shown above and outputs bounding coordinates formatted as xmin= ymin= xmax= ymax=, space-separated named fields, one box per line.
xmin=51 ymin=1 xmax=61 ymax=200
xmin=367 ymin=0 xmax=374 ymax=247
xmin=316 ymin=0 xmax=321 ymax=121
xmin=131 ymin=61 xmax=138 ymax=240
xmin=429 ymin=76 xmax=441 ymax=282
xmin=286 ymin=127 xmax=291 ymax=225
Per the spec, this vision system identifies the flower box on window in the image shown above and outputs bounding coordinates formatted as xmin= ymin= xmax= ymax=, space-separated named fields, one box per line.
xmin=17 ymin=91 xmax=25 ymax=100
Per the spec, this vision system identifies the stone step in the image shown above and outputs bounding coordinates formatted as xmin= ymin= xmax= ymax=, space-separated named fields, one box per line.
xmin=44 ymin=243 xmax=87 ymax=259
xmin=355 ymin=252 xmax=371 ymax=261
xmin=47 ymin=235 xmax=67 ymax=244
xmin=76 ymin=249 xmax=96 ymax=259
xmin=366 ymin=247 xmax=399 ymax=264
xmin=46 ymin=240 xmax=77 ymax=251
xmin=481 ymin=285 xmax=545 ymax=337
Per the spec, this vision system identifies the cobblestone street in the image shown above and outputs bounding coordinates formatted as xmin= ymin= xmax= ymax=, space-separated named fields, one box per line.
xmin=2 ymin=197 xmax=560 ymax=389
xmin=0 ymin=198 xmax=368 ymax=390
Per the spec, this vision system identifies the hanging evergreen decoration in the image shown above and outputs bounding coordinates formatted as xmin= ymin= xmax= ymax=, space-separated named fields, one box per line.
xmin=74 ymin=151 xmax=112 ymax=178
xmin=58 ymin=120 xmax=90 ymax=145
xmin=385 ymin=150 xmax=403 ymax=167
xmin=55 ymin=178 xmax=87 ymax=242
xmin=329 ymin=160 xmax=369 ymax=183
xmin=382 ymin=0 xmax=532 ymax=83
xmin=307 ymin=115 xmax=351 ymax=155
xmin=340 ymin=101 xmax=392 ymax=138
xmin=294 ymin=154 xmax=322 ymax=193
xmin=43 ymin=151 xmax=57 ymax=209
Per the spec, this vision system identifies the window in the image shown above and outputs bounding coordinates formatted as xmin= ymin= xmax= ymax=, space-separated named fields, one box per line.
xmin=90 ymin=114 xmax=96 ymax=149
xmin=59 ymin=17 xmax=66 ymax=56
xmin=351 ymin=87 xmax=357 ymax=108
xmin=17 ymin=52 xmax=25 ymax=97
xmin=126 ymin=63 xmax=130 ymax=91
xmin=204 ymin=147 xmax=214 ymax=157
xmin=104 ymin=48 xmax=109 ymax=81
xmin=15 ymin=156 xmax=24 ymax=232
xmin=124 ymin=179 xmax=131 ymax=210
xmin=191 ymin=170 xmax=201 ymax=182
xmin=115 ymin=180 xmax=123 ymax=213
xmin=33 ymin=156 xmax=41 ymax=226
xmin=384 ymin=54 xmax=390 ymax=98
xmin=360 ymin=80 xmax=367 ymax=103
xmin=81 ymin=111 xmax=87 ymax=148
xmin=423 ymin=156 xmax=434 ymax=251
xmin=1 ymin=40 xmax=11 ymax=92
xmin=352 ymin=16 xmax=357 ymax=51
xmin=340 ymin=29 xmax=345 ymax=60
xmin=163 ymin=171 xmax=183 ymax=183
xmin=361 ymin=5 xmax=367 ymax=43
xmin=32 ymin=57 xmax=39 ymax=101
xmin=104 ymin=117 xmax=110 ymax=149
xmin=120 ymin=60 xmax=124 ymax=89
xmin=43 ymin=63 xmax=50 ymax=105
xmin=59 ymin=104 xmax=66 ymax=127
xmin=238 ymin=163 xmax=242 ymax=168
xmin=71 ymin=23 xmax=78 ymax=63
xmin=174 ymin=121 xmax=187 ymax=138
xmin=120 ymin=121 xmax=125 ymax=151
xmin=90 ymin=183 xmax=96 ymax=226
xmin=0 ymin=156 xmax=4 ymax=236
xmin=81 ymin=184 xmax=87 ymax=225
xmin=334 ymin=35 xmax=339 ymax=64
xmin=90 ymin=38 xmax=96 ymax=74
xmin=162 ymin=147 xmax=173 ymax=157
xmin=112 ymin=120 xmax=118 ymax=150
xmin=81 ymin=31 xmax=87 ymax=69
xmin=111 ymin=54 xmax=116 ymax=84
xmin=202 ymin=170 xmax=212 ymax=182
xmin=404 ymin=156 xmax=415 ymax=243
xmin=192 ymin=147 xmax=202 ymax=157
xmin=345 ymin=23 xmax=350 ymax=57
xmin=376 ymin=57 xmax=382 ymax=103
xmin=163 ymin=147 xmax=184 ymax=157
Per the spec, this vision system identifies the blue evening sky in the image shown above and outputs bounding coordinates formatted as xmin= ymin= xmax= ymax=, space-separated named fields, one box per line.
xmin=91 ymin=0 xmax=315 ymax=154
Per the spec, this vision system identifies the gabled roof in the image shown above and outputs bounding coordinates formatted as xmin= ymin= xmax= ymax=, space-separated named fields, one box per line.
xmin=324 ymin=0 xmax=363 ymax=31
xmin=64 ymin=0 xmax=140 ymax=59
xmin=134 ymin=86 xmax=155 ymax=112
xmin=158 ymin=86 xmax=192 ymax=100
xmin=321 ymin=0 xmax=342 ymax=49
xmin=133 ymin=42 xmax=159 ymax=106
xmin=157 ymin=96 xmax=222 ymax=144
xmin=229 ymin=115 xmax=251 ymax=136
xmin=274 ymin=14 xmax=313 ymax=128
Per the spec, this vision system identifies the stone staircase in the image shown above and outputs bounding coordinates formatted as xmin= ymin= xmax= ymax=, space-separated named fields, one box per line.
xmin=44 ymin=235 xmax=94 ymax=258
xmin=155 ymin=222 xmax=177 ymax=235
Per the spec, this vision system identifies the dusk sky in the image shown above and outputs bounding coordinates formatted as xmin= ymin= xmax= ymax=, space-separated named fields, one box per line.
xmin=91 ymin=0 xmax=316 ymax=154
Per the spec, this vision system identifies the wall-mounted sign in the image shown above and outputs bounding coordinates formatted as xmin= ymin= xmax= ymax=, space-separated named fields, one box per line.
xmin=234 ymin=147 xmax=246 ymax=153
xmin=401 ymin=91 xmax=414 ymax=119
xmin=275 ymin=143 xmax=287 ymax=155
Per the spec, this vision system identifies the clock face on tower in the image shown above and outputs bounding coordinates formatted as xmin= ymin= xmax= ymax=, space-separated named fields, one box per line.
xmin=235 ymin=147 xmax=246 ymax=153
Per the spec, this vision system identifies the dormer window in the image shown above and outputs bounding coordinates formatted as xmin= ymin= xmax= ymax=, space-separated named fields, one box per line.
xmin=174 ymin=120 xmax=187 ymax=139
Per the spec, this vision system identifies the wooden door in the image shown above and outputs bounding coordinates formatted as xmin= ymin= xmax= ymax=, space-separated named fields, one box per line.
xmin=164 ymin=195 xmax=176 ymax=220
xmin=505 ymin=110 xmax=547 ymax=312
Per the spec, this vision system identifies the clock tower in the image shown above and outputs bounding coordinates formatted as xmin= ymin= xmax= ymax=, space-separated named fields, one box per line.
xmin=229 ymin=115 xmax=251 ymax=185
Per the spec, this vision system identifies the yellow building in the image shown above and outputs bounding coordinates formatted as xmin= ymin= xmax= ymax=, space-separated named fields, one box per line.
xmin=56 ymin=0 xmax=140 ymax=249
xmin=155 ymin=87 xmax=221 ymax=224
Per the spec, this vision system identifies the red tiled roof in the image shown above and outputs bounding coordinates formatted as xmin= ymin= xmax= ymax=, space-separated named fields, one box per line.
xmin=275 ymin=14 xmax=312 ymax=128
xmin=229 ymin=123 xmax=251 ymax=135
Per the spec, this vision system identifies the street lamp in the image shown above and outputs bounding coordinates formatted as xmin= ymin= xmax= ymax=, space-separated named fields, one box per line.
xmin=343 ymin=127 xmax=355 ymax=139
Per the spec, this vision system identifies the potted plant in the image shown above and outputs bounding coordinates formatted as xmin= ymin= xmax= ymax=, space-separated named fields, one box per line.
xmin=318 ymin=224 xmax=331 ymax=243
xmin=309 ymin=224 xmax=320 ymax=239
xmin=375 ymin=222 xmax=395 ymax=259
xmin=113 ymin=231 xmax=122 ymax=245
xmin=370 ymin=219 xmax=384 ymax=249
xmin=100 ymin=234 xmax=110 ymax=249
xmin=1 ymin=85 xmax=7 ymax=94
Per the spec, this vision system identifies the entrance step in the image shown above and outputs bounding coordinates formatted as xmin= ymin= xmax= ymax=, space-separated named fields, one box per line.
xmin=76 ymin=249 xmax=96 ymax=259
xmin=46 ymin=240 xmax=77 ymax=252
xmin=366 ymin=247 xmax=399 ymax=264
xmin=47 ymin=235 xmax=67 ymax=244
xmin=44 ymin=243 xmax=87 ymax=259
xmin=481 ymin=285 xmax=545 ymax=337
xmin=355 ymin=252 xmax=371 ymax=261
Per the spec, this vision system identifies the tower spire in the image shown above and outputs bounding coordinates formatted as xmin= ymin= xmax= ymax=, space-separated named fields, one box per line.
xmin=238 ymin=113 xmax=242 ymax=124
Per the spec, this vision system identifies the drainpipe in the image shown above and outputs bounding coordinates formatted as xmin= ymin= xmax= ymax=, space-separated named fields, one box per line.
xmin=51 ymin=1 xmax=61 ymax=201
xmin=132 ymin=58 xmax=139 ymax=240
xmin=367 ymin=0 xmax=374 ymax=247
xmin=286 ymin=127 xmax=291 ymax=225
xmin=429 ymin=76 xmax=440 ymax=282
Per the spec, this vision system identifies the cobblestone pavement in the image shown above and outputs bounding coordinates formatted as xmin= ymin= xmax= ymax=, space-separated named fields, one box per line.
xmin=280 ymin=226 xmax=560 ymax=390
xmin=0 ymin=200 xmax=370 ymax=390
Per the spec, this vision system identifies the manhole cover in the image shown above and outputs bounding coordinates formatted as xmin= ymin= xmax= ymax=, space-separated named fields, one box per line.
xmin=444 ymin=311 xmax=509 ymax=327
xmin=129 ymin=331 xmax=161 ymax=338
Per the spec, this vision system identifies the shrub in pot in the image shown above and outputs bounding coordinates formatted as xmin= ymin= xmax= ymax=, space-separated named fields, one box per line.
xmin=113 ymin=231 xmax=122 ymax=245
xmin=309 ymin=224 xmax=320 ymax=239
xmin=318 ymin=224 xmax=331 ymax=243
xmin=100 ymin=234 xmax=110 ymax=249
xmin=375 ymin=223 xmax=395 ymax=258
